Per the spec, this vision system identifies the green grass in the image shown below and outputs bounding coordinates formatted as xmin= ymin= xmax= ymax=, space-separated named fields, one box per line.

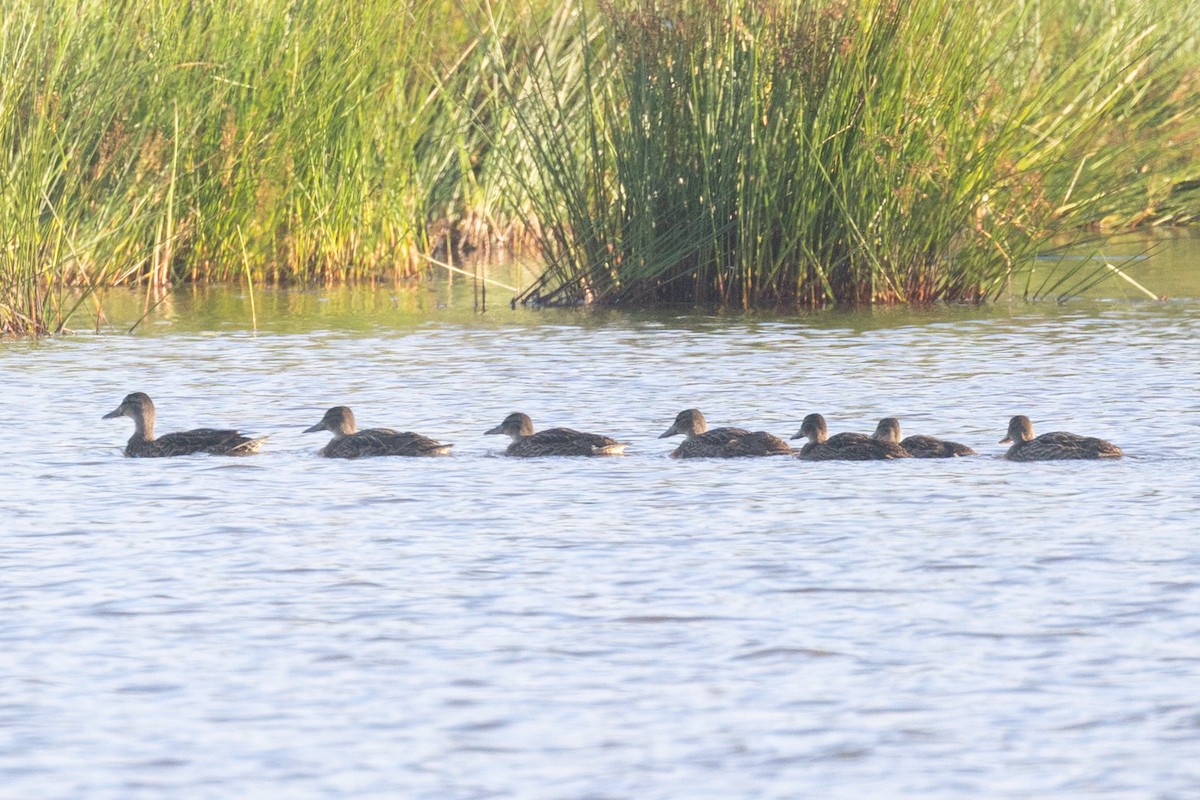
xmin=497 ymin=0 xmax=1200 ymax=307
xmin=1 ymin=0 xmax=490 ymax=333
xmin=2 ymin=0 xmax=1199 ymax=333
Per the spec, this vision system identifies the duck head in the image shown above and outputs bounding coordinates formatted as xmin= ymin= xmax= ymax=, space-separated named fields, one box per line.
xmin=791 ymin=413 xmax=828 ymax=444
xmin=873 ymin=417 xmax=902 ymax=444
xmin=305 ymin=406 xmax=357 ymax=438
xmin=1000 ymin=415 xmax=1034 ymax=445
xmin=103 ymin=392 xmax=156 ymax=439
xmin=659 ymin=409 xmax=707 ymax=439
xmin=485 ymin=412 xmax=534 ymax=442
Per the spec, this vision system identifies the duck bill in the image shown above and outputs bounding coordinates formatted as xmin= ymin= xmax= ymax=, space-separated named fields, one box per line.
xmin=302 ymin=422 xmax=325 ymax=434
xmin=484 ymin=424 xmax=504 ymax=436
xmin=999 ymin=435 xmax=1012 ymax=444
xmin=789 ymin=431 xmax=803 ymax=440
xmin=102 ymin=407 xmax=123 ymax=419
xmin=657 ymin=426 xmax=677 ymax=439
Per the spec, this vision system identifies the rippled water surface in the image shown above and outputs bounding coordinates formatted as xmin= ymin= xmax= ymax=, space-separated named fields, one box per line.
xmin=4 ymin=256 xmax=1200 ymax=797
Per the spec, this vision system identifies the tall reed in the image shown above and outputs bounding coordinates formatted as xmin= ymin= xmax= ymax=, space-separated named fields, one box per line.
xmin=0 ymin=0 xmax=491 ymax=334
xmin=496 ymin=0 xmax=1200 ymax=307
xmin=2 ymin=0 xmax=1198 ymax=334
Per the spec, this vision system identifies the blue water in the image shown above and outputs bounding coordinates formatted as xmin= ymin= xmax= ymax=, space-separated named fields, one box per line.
xmin=2 ymin=294 xmax=1199 ymax=798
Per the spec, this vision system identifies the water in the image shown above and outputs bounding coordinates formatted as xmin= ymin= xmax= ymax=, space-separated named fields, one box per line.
xmin=3 ymin=240 xmax=1200 ymax=798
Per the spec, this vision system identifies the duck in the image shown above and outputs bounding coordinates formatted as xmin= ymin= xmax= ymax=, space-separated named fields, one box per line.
xmin=303 ymin=406 xmax=452 ymax=458
xmin=103 ymin=392 xmax=267 ymax=457
xmin=484 ymin=412 xmax=627 ymax=457
xmin=658 ymin=409 xmax=792 ymax=458
xmin=872 ymin=417 xmax=976 ymax=458
xmin=791 ymin=413 xmax=909 ymax=461
xmin=1000 ymin=415 xmax=1123 ymax=461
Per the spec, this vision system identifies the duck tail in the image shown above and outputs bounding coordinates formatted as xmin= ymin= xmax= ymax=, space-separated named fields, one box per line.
xmin=232 ymin=435 xmax=269 ymax=455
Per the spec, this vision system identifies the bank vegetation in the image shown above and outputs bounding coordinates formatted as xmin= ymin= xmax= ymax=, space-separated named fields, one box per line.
xmin=2 ymin=0 xmax=1198 ymax=332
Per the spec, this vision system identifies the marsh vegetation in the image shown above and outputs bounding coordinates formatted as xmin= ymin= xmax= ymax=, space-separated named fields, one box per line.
xmin=2 ymin=0 xmax=1198 ymax=333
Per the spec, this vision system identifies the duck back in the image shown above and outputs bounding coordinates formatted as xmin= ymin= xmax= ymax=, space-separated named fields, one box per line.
xmin=322 ymin=428 xmax=453 ymax=458
xmin=127 ymin=428 xmax=266 ymax=458
xmin=672 ymin=428 xmax=791 ymax=458
xmin=799 ymin=432 xmax=909 ymax=461
xmin=901 ymin=435 xmax=976 ymax=458
xmin=1006 ymin=431 xmax=1122 ymax=461
xmin=507 ymin=427 xmax=626 ymax=457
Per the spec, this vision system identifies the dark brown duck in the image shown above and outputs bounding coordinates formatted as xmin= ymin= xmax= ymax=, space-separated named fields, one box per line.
xmin=103 ymin=392 xmax=267 ymax=457
xmin=304 ymin=406 xmax=452 ymax=458
xmin=872 ymin=417 xmax=976 ymax=458
xmin=791 ymin=413 xmax=909 ymax=461
xmin=1000 ymin=415 xmax=1123 ymax=461
xmin=485 ymin=412 xmax=627 ymax=457
xmin=658 ymin=409 xmax=792 ymax=458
